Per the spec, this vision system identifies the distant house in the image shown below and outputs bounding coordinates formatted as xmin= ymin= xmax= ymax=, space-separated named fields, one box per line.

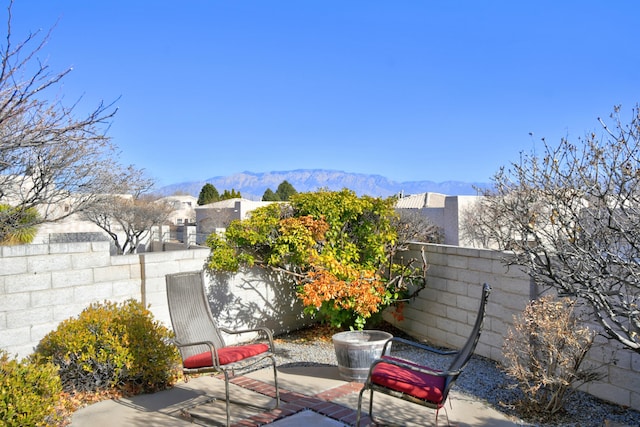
xmin=395 ymin=192 xmax=480 ymax=247
xmin=194 ymin=193 xmax=485 ymax=248
xmin=395 ymin=192 xmax=446 ymax=209
xmin=195 ymin=198 xmax=276 ymax=243
xmin=33 ymin=194 xmax=197 ymax=251
xmin=160 ymin=195 xmax=197 ymax=225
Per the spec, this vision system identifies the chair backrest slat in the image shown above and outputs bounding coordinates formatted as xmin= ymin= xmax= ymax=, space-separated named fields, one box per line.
xmin=448 ymin=283 xmax=491 ymax=373
xmin=440 ymin=282 xmax=491 ymax=400
xmin=166 ymin=271 xmax=226 ymax=359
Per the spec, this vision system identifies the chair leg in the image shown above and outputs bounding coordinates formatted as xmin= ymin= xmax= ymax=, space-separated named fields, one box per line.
xmin=434 ymin=404 xmax=451 ymax=427
xmin=223 ymin=370 xmax=231 ymax=427
xmin=356 ymin=386 xmax=367 ymax=427
xmin=356 ymin=386 xmax=379 ymax=426
xmin=271 ymin=355 xmax=280 ymax=408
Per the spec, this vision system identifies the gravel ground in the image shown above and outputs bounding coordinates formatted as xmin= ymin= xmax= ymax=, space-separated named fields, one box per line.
xmin=272 ymin=325 xmax=640 ymax=427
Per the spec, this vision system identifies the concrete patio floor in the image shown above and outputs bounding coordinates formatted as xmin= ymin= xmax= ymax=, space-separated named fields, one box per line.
xmin=70 ymin=365 xmax=525 ymax=426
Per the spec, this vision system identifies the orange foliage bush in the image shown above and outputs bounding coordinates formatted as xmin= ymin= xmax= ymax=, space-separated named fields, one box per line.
xmin=302 ymin=267 xmax=387 ymax=321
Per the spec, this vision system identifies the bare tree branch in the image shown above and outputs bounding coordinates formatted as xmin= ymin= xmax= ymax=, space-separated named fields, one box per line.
xmin=464 ymin=105 xmax=640 ymax=354
xmin=83 ymin=193 xmax=172 ymax=255
xmin=0 ymin=0 xmax=127 ymax=242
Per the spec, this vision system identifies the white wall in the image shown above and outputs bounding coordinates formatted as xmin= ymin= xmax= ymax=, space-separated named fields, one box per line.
xmin=400 ymin=195 xmax=482 ymax=247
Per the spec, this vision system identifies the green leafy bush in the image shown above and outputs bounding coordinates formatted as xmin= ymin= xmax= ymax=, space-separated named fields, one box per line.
xmin=36 ymin=300 xmax=180 ymax=394
xmin=0 ymin=351 xmax=63 ymax=427
xmin=207 ymin=189 xmax=428 ymax=329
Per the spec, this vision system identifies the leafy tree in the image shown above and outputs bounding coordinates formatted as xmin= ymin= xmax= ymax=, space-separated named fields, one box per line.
xmin=220 ymin=188 xmax=241 ymax=200
xmin=275 ymin=180 xmax=297 ymax=201
xmin=262 ymin=188 xmax=279 ymax=201
xmin=206 ymin=189 xmax=427 ymax=329
xmin=197 ymin=183 xmax=220 ymax=205
xmin=463 ymin=105 xmax=640 ymax=354
xmin=0 ymin=1 xmax=124 ymax=240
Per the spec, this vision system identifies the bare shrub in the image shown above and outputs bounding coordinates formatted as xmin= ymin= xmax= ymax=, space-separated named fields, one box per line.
xmin=393 ymin=209 xmax=443 ymax=244
xmin=503 ymin=295 xmax=601 ymax=417
xmin=465 ymin=106 xmax=640 ymax=354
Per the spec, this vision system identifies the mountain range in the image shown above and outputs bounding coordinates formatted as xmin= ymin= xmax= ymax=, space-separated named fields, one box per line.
xmin=158 ymin=169 xmax=490 ymax=200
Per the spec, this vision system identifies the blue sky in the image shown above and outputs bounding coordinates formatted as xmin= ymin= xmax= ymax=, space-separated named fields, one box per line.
xmin=10 ymin=1 xmax=640 ymax=187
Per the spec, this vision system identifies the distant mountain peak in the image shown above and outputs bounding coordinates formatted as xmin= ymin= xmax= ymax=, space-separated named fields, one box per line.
xmin=158 ymin=169 xmax=489 ymax=200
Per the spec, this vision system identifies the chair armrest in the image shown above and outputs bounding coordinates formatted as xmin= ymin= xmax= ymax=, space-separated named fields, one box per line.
xmin=172 ymin=340 xmax=221 ymax=367
xmin=173 ymin=339 xmax=218 ymax=350
xmin=383 ymin=337 xmax=458 ymax=356
xmin=218 ymin=327 xmax=276 ymax=351
xmin=219 ymin=326 xmax=272 ymax=336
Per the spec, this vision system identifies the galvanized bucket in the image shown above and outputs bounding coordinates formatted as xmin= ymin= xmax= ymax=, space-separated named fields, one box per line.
xmin=332 ymin=330 xmax=393 ymax=382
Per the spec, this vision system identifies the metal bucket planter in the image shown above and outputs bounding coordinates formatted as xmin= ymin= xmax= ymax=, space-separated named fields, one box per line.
xmin=332 ymin=330 xmax=393 ymax=382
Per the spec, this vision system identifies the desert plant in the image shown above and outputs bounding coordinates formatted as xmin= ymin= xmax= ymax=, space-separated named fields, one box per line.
xmin=503 ymin=295 xmax=600 ymax=417
xmin=206 ymin=189 xmax=427 ymax=329
xmin=0 ymin=351 xmax=63 ymax=427
xmin=35 ymin=300 xmax=180 ymax=394
xmin=0 ymin=204 xmax=41 ymax=245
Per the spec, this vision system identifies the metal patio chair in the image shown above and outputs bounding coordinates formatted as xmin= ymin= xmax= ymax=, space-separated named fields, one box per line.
xmin=165 ymin=271 xmax=280 ymax=427
xmin=356 ymin=283 xmax=491 ymax=426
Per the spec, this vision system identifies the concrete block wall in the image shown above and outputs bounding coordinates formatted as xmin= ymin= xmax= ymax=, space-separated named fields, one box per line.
xmin=202 ymin=268 xmax=313 ymax=345
xmin=139 ymin=247 xmax=211 ymax=327
xmin=387 ymin=243 xmax=531 ymax=363
xmin=1 ymin=241 xmax=140 ymax=358
xmin=3 ymin=240 xmax=639 ymax=410
xmin=0 ymin=242 xmax=307 ymax=359
xmin=385 ymin=243 xmax=640 ymax=411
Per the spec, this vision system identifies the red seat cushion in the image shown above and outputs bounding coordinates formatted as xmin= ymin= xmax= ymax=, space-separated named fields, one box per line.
xmin=182 ymin=343 xmax=269 ymax=369
xmin=371 ymin=356 xmax=446 ymax=405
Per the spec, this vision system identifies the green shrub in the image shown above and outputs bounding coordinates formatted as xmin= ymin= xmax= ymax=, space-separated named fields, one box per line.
xmin=0 ymin=351 xmax=63 ymax=427
xmin=207 ymin=189 xmax=428 ymax=329
xmin=35 ymin=299 xmax=180 ymax=394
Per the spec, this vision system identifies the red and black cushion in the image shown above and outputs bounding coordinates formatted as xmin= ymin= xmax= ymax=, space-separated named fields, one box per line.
xmin=371 ymin=356 xmax=446 ymax=405
xmin=182 ymin=343 xmax=269 ymax=369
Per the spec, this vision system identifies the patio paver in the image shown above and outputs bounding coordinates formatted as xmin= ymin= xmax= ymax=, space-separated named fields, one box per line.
xmin=70 ymin=365 xmax=524 ymax=426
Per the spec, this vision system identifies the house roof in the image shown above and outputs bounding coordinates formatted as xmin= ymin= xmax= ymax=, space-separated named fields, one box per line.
xmin=160 ymin=194 xmax=198 ymax=203
xmin=395 ymin=192 xmax=447 ymax=209
xmin=197 ymin=197 xmax=246 ymax=208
